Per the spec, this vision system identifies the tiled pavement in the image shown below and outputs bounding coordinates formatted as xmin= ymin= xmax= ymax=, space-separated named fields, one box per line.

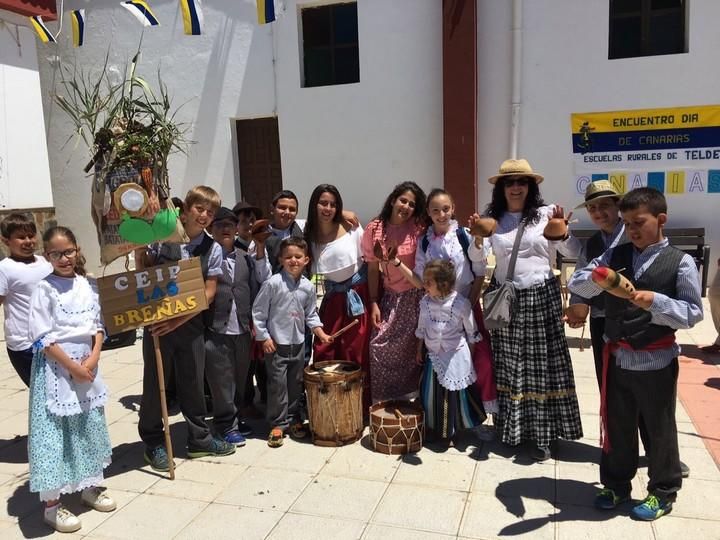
xmin=1 ymin=299 xmax=719 ymax=539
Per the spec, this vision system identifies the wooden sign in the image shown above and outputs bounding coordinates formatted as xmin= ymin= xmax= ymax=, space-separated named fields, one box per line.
xmin=97 ymin=258 xmax=208 ymax=336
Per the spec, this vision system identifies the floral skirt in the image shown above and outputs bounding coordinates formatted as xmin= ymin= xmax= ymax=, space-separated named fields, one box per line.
xmin=369 ymin=288 xmax=423 ymax=403
xmin=491 ymin=278 xmax=583 ymax=447
xmin=28 ymin=351 xmax=112 ymax=500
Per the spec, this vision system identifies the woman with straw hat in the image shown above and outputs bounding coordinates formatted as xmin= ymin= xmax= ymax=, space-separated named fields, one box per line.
xmin=469 ymin=158 xmax=583 ymax=461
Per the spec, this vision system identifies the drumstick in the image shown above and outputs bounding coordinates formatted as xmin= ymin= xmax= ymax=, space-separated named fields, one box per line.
xmin=591 ymin=266 xmax=636 ymax=299
xmin=330 ymin=319 xmax=360 ymax=340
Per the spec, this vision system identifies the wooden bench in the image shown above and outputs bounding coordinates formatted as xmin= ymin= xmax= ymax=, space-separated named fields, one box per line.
xmin=557 ymin=227 xmax=711 ymax=297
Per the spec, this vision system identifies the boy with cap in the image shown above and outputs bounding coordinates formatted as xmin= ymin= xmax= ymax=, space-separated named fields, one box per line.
xmin=566 ymin=180 xmax=626 ymax=384
xmin=568 ymin=187 xmax=702 ymax=520
xmin=205 ymin=207 xmax=270 ymax=445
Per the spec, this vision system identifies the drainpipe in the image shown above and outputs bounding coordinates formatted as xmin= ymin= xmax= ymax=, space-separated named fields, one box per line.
xmin=509 ymin=0 xmax=522 ymax=159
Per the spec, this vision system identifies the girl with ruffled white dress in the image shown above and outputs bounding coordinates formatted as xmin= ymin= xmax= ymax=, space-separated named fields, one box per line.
xmin=416 ymin=259 xmax=486 ymax=443
xmin=27 ymin=227 xmax=116 ymax=533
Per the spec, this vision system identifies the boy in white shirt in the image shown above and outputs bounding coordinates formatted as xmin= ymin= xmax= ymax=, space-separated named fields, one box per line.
xmin=0 ymin=214 xmax=52 ymax=386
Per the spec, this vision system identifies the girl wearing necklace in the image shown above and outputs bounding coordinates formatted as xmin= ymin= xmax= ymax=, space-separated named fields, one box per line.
xmin=415 ymin=260 xmax=485 ymax=444
xmin=361 ymin=181 xmax=427 ymax=404
xmin=304 ymin=184 xmax=370 ymax=409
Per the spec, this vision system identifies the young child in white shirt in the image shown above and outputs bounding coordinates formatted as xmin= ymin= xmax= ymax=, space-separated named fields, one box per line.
xmin=0 ymin=213 xmax=52 ymax=386
xmin=416 ymin=259 xmax=486 ymax=445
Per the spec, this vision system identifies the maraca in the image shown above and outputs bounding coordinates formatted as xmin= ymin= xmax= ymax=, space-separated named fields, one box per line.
xmin=469 ymin=216 xmax=497 ymax=237
xmin=591 ymin=266 xmax=636 ymax=299
xmin=251 ymin=219 xmax=272 ymax=242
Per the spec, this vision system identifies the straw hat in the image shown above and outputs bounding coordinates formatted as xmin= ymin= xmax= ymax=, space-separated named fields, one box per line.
xmin=488 ymin=158 xmax=544 ymax=185
xmin=574 ymin=179 xmax=621 ymax=209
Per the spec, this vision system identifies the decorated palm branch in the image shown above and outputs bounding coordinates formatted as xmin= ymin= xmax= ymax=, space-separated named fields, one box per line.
xmin=54 ymin=51 xmax=190 ymax=264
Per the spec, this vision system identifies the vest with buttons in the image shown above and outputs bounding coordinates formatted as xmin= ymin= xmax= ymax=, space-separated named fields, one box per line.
xmin=603 ymin=242 xmax=684 ymax=349
xmin=205 ymin=250 xmax=257 ymax=334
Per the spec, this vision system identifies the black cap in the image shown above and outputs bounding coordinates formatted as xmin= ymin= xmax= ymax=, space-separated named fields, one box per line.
xmin=232 ymin=200 xmax=263 ymax=220
xmin=212 ymin=206 xmax=239 ymax=225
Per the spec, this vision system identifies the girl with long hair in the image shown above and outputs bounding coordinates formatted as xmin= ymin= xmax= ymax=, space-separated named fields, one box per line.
xmin=305 ymin=184 xmax=371 ymax=408
xmin=361 ymin=181 xmax=427 ymax=403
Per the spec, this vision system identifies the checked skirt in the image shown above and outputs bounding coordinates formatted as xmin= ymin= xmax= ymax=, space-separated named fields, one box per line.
xmin=491 ymin=278 xmax=583 ymax=447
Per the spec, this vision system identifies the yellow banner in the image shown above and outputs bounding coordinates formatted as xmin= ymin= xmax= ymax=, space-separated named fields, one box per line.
xmin=571 ymin=105 xmax=720 ymax=133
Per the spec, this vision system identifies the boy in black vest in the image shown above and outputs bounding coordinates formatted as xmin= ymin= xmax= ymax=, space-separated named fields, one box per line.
xmin=137 ymin=186 xmax=236 ymax=471
xmin=204 ymin=207 xmax=270 ymax=446
xmin=568 ymin=187 xmax=702 ymax=520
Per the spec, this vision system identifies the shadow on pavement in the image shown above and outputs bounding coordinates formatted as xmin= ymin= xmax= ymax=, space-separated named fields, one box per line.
xmin=495 ymin=477 xmax=624 ymax=536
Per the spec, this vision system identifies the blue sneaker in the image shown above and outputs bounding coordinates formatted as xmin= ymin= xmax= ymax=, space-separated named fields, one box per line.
xmin=594 ymin=488 xmax=630 ymax=510
xmin=631 ymin=494 xmax=672 ymax=521
xmin=237 ymin=421 xmax=254 ymax=437
xmin=224 ymin=430 xmax=247 ymax=447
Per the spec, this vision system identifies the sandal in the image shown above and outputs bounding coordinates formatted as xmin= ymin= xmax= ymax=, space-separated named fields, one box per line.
xmin=267 ymin=427 xmax=284 ymax=448
xmin=289 ymin=422 xmax=308 ymax=439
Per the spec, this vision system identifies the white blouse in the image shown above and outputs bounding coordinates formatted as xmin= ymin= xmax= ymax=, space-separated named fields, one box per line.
xmin=413 ymin=221 xmax=485 ymax=298
xmin=469 ymin=205 xmax=582 ymax=290
xmin=415 ymin=292 xmax=480 ymax=391
xmin=28 ymin=274 xmax=107 ymax=416
xmin=311 ymin=225 xmax=364 ymax=282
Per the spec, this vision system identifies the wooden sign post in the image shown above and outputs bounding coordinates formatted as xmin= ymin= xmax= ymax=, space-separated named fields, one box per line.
xmin=97 ymin=258 xmax=208 ymax=480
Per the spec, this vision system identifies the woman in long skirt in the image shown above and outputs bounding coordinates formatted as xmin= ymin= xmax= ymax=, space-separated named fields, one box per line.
xmin=362 ymin=181 xmax=427 ymax=403
xmin=470 ymin=159 xmax=583 ymax=461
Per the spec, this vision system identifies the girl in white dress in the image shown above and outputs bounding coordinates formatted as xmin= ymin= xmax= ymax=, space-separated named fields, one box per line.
xmin=27 ymin=227 xmax=115 ymax=533
xmin=416 ymin=260 xmax=486 ymax=444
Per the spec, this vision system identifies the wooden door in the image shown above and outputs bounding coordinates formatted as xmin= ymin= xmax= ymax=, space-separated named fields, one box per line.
xmin=236 ymin=117 xmax=283 ymax=216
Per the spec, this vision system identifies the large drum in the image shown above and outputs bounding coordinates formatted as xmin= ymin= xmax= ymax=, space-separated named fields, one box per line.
xmin=369 ymin=400 xmax=424 ymax=455
xmin=304 ymin=361 xmax=364 ymax=447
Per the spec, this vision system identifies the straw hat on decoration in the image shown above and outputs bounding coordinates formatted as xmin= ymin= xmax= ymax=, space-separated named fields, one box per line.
xmin=488 ymin=158 xmax=544 ymax=185
xmin=574 ymin=179 xmax=622 ymax=209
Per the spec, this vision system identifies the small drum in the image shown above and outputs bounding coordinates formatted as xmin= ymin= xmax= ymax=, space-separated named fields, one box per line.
xmin=369 ymin=400 xmax=424 ymax=455
xmin=304 ymin=361 xmax=364 ymax=447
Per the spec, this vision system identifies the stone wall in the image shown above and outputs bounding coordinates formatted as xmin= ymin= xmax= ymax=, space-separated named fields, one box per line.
xmin=0 ymin=207 xmax=56 ymax=258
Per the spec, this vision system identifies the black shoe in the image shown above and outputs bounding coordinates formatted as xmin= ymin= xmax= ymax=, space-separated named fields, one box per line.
xmin=144 ymin=446 xmax=172 ymax=472
xmin=531 ymin=445 xmax=551 ymax=462
xmin=680 ymin=461 xmax=690 ymax=478
xmin=187 ymin=437 xmax=236 ymax=459
xmin=237 ymin=421 xmax=254 ymax=437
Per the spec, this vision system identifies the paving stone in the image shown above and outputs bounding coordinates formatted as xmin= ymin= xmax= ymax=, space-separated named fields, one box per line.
xmin=291 ymin=475 xmax=387 ymax=521
xmin=89 ymin=493 xmax=206 ymax=538
xmin=653 ymin=515 xmax=720 ymax=539
xmin=363 ymin=524 xmax=456 ymax=539
xmin=555 ymin=503 xmax=654 ymax=540
xmin=394 ymin=449 xmax=476 ymax=491
xmin=372 ymin=484 xmax=466 ymax=535
xmin=321 ymin=438 xmax=401 ymax=482
xmin=175 ymin=503 xmax=283 ymax=540
xmin=267 ymin=513 xmax=366 ymax=540
xmin=459 ymin=491 xmax=556 ymax=539
xmin=215 ymin=466 xmax=313 ymax=511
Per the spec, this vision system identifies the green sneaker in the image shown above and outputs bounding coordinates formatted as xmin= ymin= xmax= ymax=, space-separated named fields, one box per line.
xmin=144 ymin=446 xmax=172 ymax=472
xmin=631 ymin=494 xmax=672 ymax=521
xmin=594 ymin=488 xmax=630 ymax=510
xmin=187 ymin=437 xmax=236 ymax=459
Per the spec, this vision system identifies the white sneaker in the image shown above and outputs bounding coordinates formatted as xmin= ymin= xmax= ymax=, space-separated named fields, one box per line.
xmin=81 ymin=487 xmax=117 ymax=512
xmin=44 ymin=503 xmax=82 ymax=533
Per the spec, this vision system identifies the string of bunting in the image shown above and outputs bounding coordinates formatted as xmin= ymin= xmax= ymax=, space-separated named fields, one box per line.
xmin=29 ymin=0 xmax=283 ymax=45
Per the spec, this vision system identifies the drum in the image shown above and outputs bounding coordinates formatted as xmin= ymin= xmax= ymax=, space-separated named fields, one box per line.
xmin=304 ymin=361 xmax=364 ymax=447
xmin=369 ymin=400 xmax=424 ymax=455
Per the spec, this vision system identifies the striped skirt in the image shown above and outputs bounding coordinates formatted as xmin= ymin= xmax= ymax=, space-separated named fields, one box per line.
xmin=420 ymin=361 xmax=486 ymax=440
xmin=491 ymin=278 xmax=583 ymax=447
